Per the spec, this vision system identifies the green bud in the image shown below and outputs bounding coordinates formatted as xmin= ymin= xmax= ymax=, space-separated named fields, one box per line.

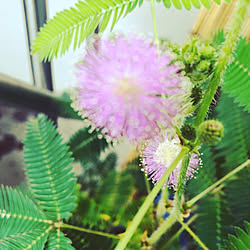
xmin=200 ymin=44 xmax=215 ymax=58
xmin=196 ymin=60 xmax=211 ymax=72
xmin=181 ymin=123 xmax=197 ymax=141
xmin=197 ymin=120 xmax=224 ymax=145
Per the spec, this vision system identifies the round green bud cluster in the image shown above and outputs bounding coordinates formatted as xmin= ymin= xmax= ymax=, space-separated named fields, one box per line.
xmin=181 ymin=36 xmax=216 ymax=83
xmin=197 ymin=120 xmax=224 ymax=145
xmin=181 ymin=123 xmax=197 ymax=141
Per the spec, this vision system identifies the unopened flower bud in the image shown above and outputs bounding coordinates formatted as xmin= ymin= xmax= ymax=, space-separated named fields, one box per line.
xmin=196 ymin=60 xmax=211 ymax=72
xmin=197 ymin=120 xmax=224 ymax=145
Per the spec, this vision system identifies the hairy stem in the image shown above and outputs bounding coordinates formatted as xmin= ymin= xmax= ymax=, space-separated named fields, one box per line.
xmin=178 ymin=219 xmax=208 ymax=250
xmin=194 ymin=0 xmax=250 ymax=127
xmin=186 ymin=159 xmax=250 ymax=208
xmin=174 ymin=153 xmax=191 ymax=215
xmin=150 ymin=0 xmax=159 ymax=43
xmin=115 ymin=147 xmax=189 ymax=250
xmin=148 ymin=153 xmax=191 ymax=244
xmin=60 ymin=223 xmax=120 ymax=239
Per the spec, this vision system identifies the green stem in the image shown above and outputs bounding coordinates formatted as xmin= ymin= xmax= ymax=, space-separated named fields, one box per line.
xmin=161 ymin=214 xmax=198 ymax=249
xmin=148 ymin=214 xmax=176 ymax=245
xmin=60 ymin=223 xmax=120 ymax=239
xmin=194 ymin=0 xmax=250 ymax=127
xmin=115 ymin=147 xmax=189 ymax=250
xmin=174 ymin=153 xmax=191 ymax=215
xmin=178 ymin=219 xmax=208 ymax=250
xmin=0 ymin=73 xmax=80 ymax=120
xmin=150 ymin=0 xmax=159 ymax=43
xmin=148 ymin=153 xmax=191 ymax=244
xmin=186 ymin=159 xmax=250 ymax=208
xmin=144 ymin=173 xmax=151 ymax=195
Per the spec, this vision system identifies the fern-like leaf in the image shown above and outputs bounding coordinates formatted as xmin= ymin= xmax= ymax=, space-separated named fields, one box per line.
xmin=223 ymin=37 xmax=250 ymax=112
xmin=0 ymin=186 xmax=52 ymax=239
xmin=68 ymin=127 xmax=109 ymax=163
xmin=32 ymin=0 xmax=142 ymax=61
xmin=0 ymin=227 xmax=52 ymax=250
xmin=47 ymin=230 xmax=75 ymax=250
xmin=187 ymin=146 xmax=221 ymax=249
xmin=96 ymin=170 xmax=134 ymax=215
xmin=215 ymin=92 xmax=249 ymax=172
xmin=0 ymin=186 xmax=53 ymax=249
xmin=223 ymin=221 xmax=250 ymax=249
xmin=158 ymin=0 xmax=230 ymax=10
xmin=23 ymin=114 xmax=76 ymax=221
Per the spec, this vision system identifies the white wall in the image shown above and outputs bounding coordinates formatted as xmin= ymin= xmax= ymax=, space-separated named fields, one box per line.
xmin=0 ymin=1 xmax=32 ymax=84
xmin=0 ymin=1 xmax=200 ymax=90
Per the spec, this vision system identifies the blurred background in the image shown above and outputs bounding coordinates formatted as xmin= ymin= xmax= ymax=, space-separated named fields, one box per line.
xmin=0 ymin=0 xmax=248 ymax=185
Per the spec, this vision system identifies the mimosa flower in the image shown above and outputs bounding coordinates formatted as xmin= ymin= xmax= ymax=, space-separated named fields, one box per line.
xmin=75 ymin=35 xmax=192 ymax=143
xmin=141 ymin=133 xmax=200 ymax=187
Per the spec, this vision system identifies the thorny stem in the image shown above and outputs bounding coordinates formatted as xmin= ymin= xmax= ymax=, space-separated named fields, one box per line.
xmin=194 ymin=0 xmax=250 ymax=127
xmin=115 ymin=147 xmax=189 ymax=250
xmin=148 ymin=153 xmax=191 ymax=244
xmin=150 ymin=0 xmax=159 ymax=43
xmin=178 ymin=219 xmax=208 ymax=250
xmin=60 ymin=223 xmax=120 ymax=239
xmin=186 ymin=159 xmax=250 ymax=208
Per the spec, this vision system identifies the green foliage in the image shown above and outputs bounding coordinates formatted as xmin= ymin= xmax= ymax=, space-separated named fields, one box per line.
xmin=32 ymin=0 xmax=143 ymax=61
xmin=157 ymin=0 xmax=230 ymax=10
xmin=68 ymin=126 xmax=110 ymax=163
xmin=215 ymin=92 xmax=249 ymax=172
xmin=32 ymin=0 xmax=229 ymax=61
xmin=223 ymin=37 xmax=250 ymax=112
xmin=78 ymin=153 xmax=117 ymax=196
xmin=96 ymin=170 xmax=135 ymax=215
xmin=0 ymin=115 xmax=77 ymax=250
xmin=47 ymin=231 xmax=75 ymax=250
xmin=223 ymin=221 xmax=250 ymax=249
xmin=212 ymin=32 xmax=250 ymax=112
xmin=68 ymin=126 xmax=115 ymax=195
xmin=0 ymin=186 xmax=52 ymax=249
xmin=24 ymin=114 xmax=76 ymax=221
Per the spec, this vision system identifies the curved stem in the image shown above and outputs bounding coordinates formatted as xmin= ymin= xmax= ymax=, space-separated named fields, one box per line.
xmin=150 ymin=0 xmax=159 ymax=43
xmin=186 ymin=159 xmax=250 ymax=208
xmin=194 ymin=0 xmax=250 ymax=127
xmin=60 ymin=223 xmax=120 ymax=239
xmin=115 ymin=147 xmax=189 ymax=250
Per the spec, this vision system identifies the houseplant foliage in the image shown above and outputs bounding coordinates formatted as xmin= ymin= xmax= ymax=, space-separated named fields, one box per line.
xmin=1 ymin=0 xmax=250 ymax=249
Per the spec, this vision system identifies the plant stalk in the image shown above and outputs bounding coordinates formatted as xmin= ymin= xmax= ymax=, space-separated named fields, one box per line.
xmin=150 ymin=0 xmax=159 ymax=43
xmin=186 ymin=159 xmax=250 ymax=208
xmin=178 ymin=219 xmax=208 ymax=250
xmin=115 ymin=147 xmax=189 ymax=250
xmin=60 ymin=223 xmax=120 ymax=239
xmin=148 ymin=153 xmax=191 ymax=244
xmin=162 ymin=214 xmax=198 ymax=249
xmin=194 ymin=0 xmax=250 ymax=127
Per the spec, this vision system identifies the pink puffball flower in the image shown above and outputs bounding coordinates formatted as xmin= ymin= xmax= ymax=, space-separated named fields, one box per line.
xmin=141 ymin=133 xmax=201 ymax=187
xmin=75 ymin=35 xmax=192 ymax=143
